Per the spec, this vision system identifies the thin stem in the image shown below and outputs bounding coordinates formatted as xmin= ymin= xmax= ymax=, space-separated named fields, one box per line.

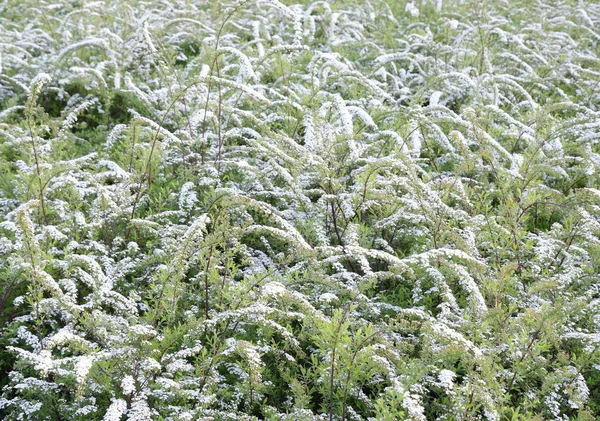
xmin=26 ymin=111 xmax=47 ymax=225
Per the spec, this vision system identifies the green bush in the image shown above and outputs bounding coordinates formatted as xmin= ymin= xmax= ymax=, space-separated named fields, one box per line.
xmin=1 ymin=0 xmax=599 ymax=419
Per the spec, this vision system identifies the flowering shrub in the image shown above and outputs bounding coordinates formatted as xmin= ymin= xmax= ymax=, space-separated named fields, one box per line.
xmin=0 ymin=0 xmax=599 ymax=419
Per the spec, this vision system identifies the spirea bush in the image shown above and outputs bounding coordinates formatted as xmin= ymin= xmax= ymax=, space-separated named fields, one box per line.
xmin=1 ymin=0 xmax=599 ymax=419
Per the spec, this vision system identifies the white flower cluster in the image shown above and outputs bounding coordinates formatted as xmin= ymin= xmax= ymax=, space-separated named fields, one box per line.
xmin=1 ymin=0 xmax=600 ymax=419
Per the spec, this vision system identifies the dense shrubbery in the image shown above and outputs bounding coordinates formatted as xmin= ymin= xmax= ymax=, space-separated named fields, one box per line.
xmin=1 ymin=0 xmax=600 ymax=419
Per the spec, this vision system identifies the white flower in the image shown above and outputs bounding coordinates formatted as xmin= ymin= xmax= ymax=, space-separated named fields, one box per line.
xmin=237 ymin=340 xmax=264 ymax=383
xmin=405 ymin=2 xmax=420 ymax=17
xmin=142 ymin=21 xmax=156 ymax=53
xmin=402 ymin=392 xmax=426 ymax=421
xmin=122 ymin=375 xmax=135 ymax=396
xmin=261 ymin=282 xmax=287 ymax=297
xmin=438 ymin=369 xmax=456 ymax=390
xmin=103 ymin=399 xmax=127 ymax=421
xmin=143 ymin=358 xmax=161 ymax=372
xmin=319 ymin=293 xmax=338 ymax=304
xmin=75 ymin=356 xmax=94 ymax=391
xmin=127 ymin=396 xmax=153 ymax=421
xmin=178 ymin=182 xmax=198 ymax=211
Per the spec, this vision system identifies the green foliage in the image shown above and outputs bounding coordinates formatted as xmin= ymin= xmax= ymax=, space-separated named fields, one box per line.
xmin=1 ymin=0 xmax=600 ymax=420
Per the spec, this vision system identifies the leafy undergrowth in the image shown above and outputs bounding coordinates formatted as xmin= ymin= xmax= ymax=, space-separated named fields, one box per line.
xmin=1 ymin=0 xmax=600 ymax=420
